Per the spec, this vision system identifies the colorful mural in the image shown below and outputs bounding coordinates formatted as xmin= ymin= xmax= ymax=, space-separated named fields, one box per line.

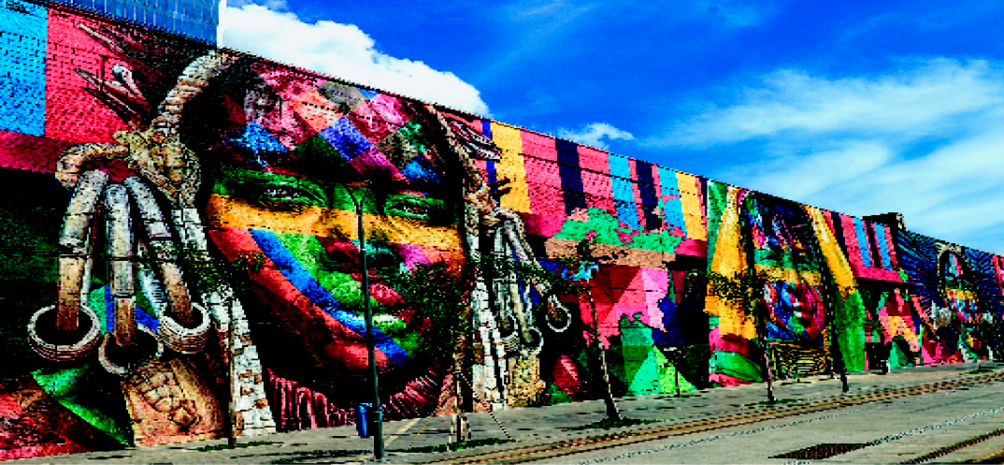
xmin=0 ymin=2 xmax=1002 ymax=459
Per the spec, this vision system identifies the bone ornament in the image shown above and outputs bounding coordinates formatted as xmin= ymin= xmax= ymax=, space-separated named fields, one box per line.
xmin=99 ymin=324 xmax=165 ymax=377
xmin=106 ymin=184 xmax=138 ymax=347
xmin=124 ymin=177 xmax=205 ymax=348
xmin=27 ymin=170 xmax=108 ymax=362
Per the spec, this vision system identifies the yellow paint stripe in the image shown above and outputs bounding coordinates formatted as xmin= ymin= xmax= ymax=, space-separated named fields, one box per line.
xmin=945 ymin=288 xmax=977 ymax=300
xmin=205 ymin=194 xmax=463 ymax=250
xmin=706 ymin=185 xmax=756 ymax=339
xmin=490 ymin=122 xmax=533 ymax=213
xmin=806 ymin=206 xmax=858 ymax=299
xmin=753 ymin=264 xmax=823 ymax=285
xmin=676 ymin=171 xmax=706 ymax=241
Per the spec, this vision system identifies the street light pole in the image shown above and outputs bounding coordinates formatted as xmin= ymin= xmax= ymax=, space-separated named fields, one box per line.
xmin=346 ymin=182 xmax=385 ymax=460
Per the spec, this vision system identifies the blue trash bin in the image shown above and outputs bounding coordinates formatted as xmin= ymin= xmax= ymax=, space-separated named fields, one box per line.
xmin=354 ymin=403 xmax=372 ymax=438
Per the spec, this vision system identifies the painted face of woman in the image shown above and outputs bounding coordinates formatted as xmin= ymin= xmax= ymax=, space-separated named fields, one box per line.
xmin=200 ymin=67 xmax=467 ymax=386
xmin=748 ymin=200 xmax=827 ymax=342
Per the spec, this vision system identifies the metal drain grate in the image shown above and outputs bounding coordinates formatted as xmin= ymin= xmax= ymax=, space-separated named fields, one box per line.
xmin=771 ymin=443 xmax=871 ymax=460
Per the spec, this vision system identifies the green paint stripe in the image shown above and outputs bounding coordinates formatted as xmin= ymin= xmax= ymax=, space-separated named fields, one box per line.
xmin=270 ymin=231 xmax=418 ymax=354
xmin=710 ymin=350 xmax=763 ymax=382
xmin=553 ymin=207 xmax=683 ymax=253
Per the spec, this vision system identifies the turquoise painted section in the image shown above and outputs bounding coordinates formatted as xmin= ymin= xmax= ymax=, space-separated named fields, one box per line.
xmin=609 ymin=154 xmax=640 ymax=230
xmin=0 ymin=0 xmax=46 ymax=135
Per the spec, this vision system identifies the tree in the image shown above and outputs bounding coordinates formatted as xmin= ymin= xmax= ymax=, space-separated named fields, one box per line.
xmin=561 ymin=237 xmax=623 ymax=422
xmin=390 ymin=254 xmax=583 ymax=443
xmin=705 ymin=268 xmax=779 ymax=403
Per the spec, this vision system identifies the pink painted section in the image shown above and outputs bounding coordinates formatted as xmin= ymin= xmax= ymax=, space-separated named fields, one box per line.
xmin=348 ymin=146 xmax=406 ymax=182
xmin=993 ymin=255 xmax=1004 ymax=295
xmin=709 ymin=326 xmax=757 ymax=386
xmin=393 ymin=243 xmax=433 ymax=268
xmin=0 ymin=131 xmax=70 ymax=173
xmin=551 ymin=355 xmax=586 ymax=399
xmin=639 ymin=267 xmax=668 ymax=332
xmin=578 ymin=302 xmax=624 ymax=350
xmin=247 ymin=64 xmax=319 ymax=150
xmin=521 ymin=132 xmax=566 ymax=221
xmin=711 ymin=373 xmax=752 ymax=386
xmin=821 ymin=207 xmax=837 ymax=236
xmin=675 ymin=238 xmax=707 ymax=257
xmin=45 ymin=11 xmax=128 ymax=143
xmin=856 ymin=267 xmax=903 ymax=282
xmin=253 ymin=62 xmax=333 ymax=143
xmin=520 ymin=212 xmax=566 ymax=237
xmin=577 ymin=264 xmax=671 ymax=348
xmin=839 ymin=214 xmax=866 ymax=275
xmin=350 ymin=93 xmax=415 ymax=145
xmin=628 ymin=160 xmax=646 ymax=231
xmin=576 ymin=145 xmax=615 ymax=214
xmin=710 ymin=327 xmax=753 ymax=358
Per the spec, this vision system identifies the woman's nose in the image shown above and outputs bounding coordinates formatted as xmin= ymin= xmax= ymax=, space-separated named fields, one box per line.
xmin=316 ymin=209 xmax=403 ymax=276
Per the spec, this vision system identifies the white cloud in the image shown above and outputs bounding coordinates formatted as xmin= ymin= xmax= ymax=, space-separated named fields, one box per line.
xmin=665 ymin=59 xmax=1004 ymax=147
xmin=218 ymin=2 xmax=490 ymax=116
xmin=726 ymin=140 xmax=893 ymax=200
xmin=557 ymin=122 xmax=635 ymax=149
xmin=655 ymin=59 xmax=1004 ymax=253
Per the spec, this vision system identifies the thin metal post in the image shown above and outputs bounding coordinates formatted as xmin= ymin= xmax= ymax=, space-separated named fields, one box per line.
xmin=348 ymin=183 xmax=384 ymax=460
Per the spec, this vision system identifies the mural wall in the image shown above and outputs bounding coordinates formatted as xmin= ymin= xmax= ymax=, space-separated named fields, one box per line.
xmin=1 ymin=2 xmax=1002 ymax=459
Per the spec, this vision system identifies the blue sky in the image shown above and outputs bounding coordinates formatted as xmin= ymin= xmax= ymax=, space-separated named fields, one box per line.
xmin=220 ymin=0 xmax=1004 ymax=254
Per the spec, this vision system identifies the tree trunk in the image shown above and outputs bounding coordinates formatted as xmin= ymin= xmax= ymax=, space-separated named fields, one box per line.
xmin=598 ymin=347 xmax=622 ymax=422
xmin=761 ymin=339 xmax=776 ymax=403
xmin=226 ymin=300 xmax=238 ymax=447
xmin=675 ymin=365 xmax=682 ymax=397
xmin=586 ymin=292 xmax=621 ymax=422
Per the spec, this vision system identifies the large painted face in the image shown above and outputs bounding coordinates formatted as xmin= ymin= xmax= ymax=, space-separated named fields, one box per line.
xmin=763 ymin=280 xmax=825 ymax=341
xmin=748 ymin=200 xmax=827 ymax=342
xmin=199 ymin=65 xmax=467 ymax=380
xmin=940 ymin=251 xmax=979 ymax=324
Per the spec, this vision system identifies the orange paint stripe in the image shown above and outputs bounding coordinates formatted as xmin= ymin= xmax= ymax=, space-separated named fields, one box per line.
xmin=205 ymin=194 xmax=464 ymax=250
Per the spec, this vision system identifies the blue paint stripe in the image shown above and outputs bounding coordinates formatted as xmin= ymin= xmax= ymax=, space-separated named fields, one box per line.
xmin=137 ymin=308 xmax=159 ymax=332
xmin=853 ymin=217 xmax=874 ymax=268
xmin=104 ymin=285 xmax=161 ymax=332
xmin=481 ymin=120 xmax=492 ymax=140
xmin=635 ymin=160 xmax=661 ymax=230
xmin=249 ymin=230 xmax=411 ymax=366
xmin=873 ymin=223 xmax=892 ymax=270
xmin=105 ymin=286 xmax=115 ymax=333
xmin=830 ymin=211 xmax=847 ymax=253
xmin=0 ymin=2 xmax=46 ymax=136
xmin=481 ymin=120 xmax=498 ymax=190
xmin=609 ymin=155 xmax=640 ymax=230
xmin=657 ymin=167 xmax=685 ymax=231
xmin=556 ymin=139 xmax=586 ymax=214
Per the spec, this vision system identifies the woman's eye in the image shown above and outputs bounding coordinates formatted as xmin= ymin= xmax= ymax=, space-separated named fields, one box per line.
xmin=397 ymin=201 xmax=429 ymax=217
xmin=387 ymin=198 xmax=431 ymax=219
xmin=261 ymin=186 xmax=304 ymax=201
xmin=248 ymin=182 xmax=320 ymax=211
xmin=385 ymin=196 xmax=446 ymax=221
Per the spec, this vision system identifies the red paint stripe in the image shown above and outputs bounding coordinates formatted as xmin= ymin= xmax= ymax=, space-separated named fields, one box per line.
xmin=208 ymin=227 xmax=394 ymax=367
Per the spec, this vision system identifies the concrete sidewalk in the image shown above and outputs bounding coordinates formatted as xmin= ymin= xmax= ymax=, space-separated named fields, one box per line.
xmin=11 ymin=362 xmax=1000 ymax=464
